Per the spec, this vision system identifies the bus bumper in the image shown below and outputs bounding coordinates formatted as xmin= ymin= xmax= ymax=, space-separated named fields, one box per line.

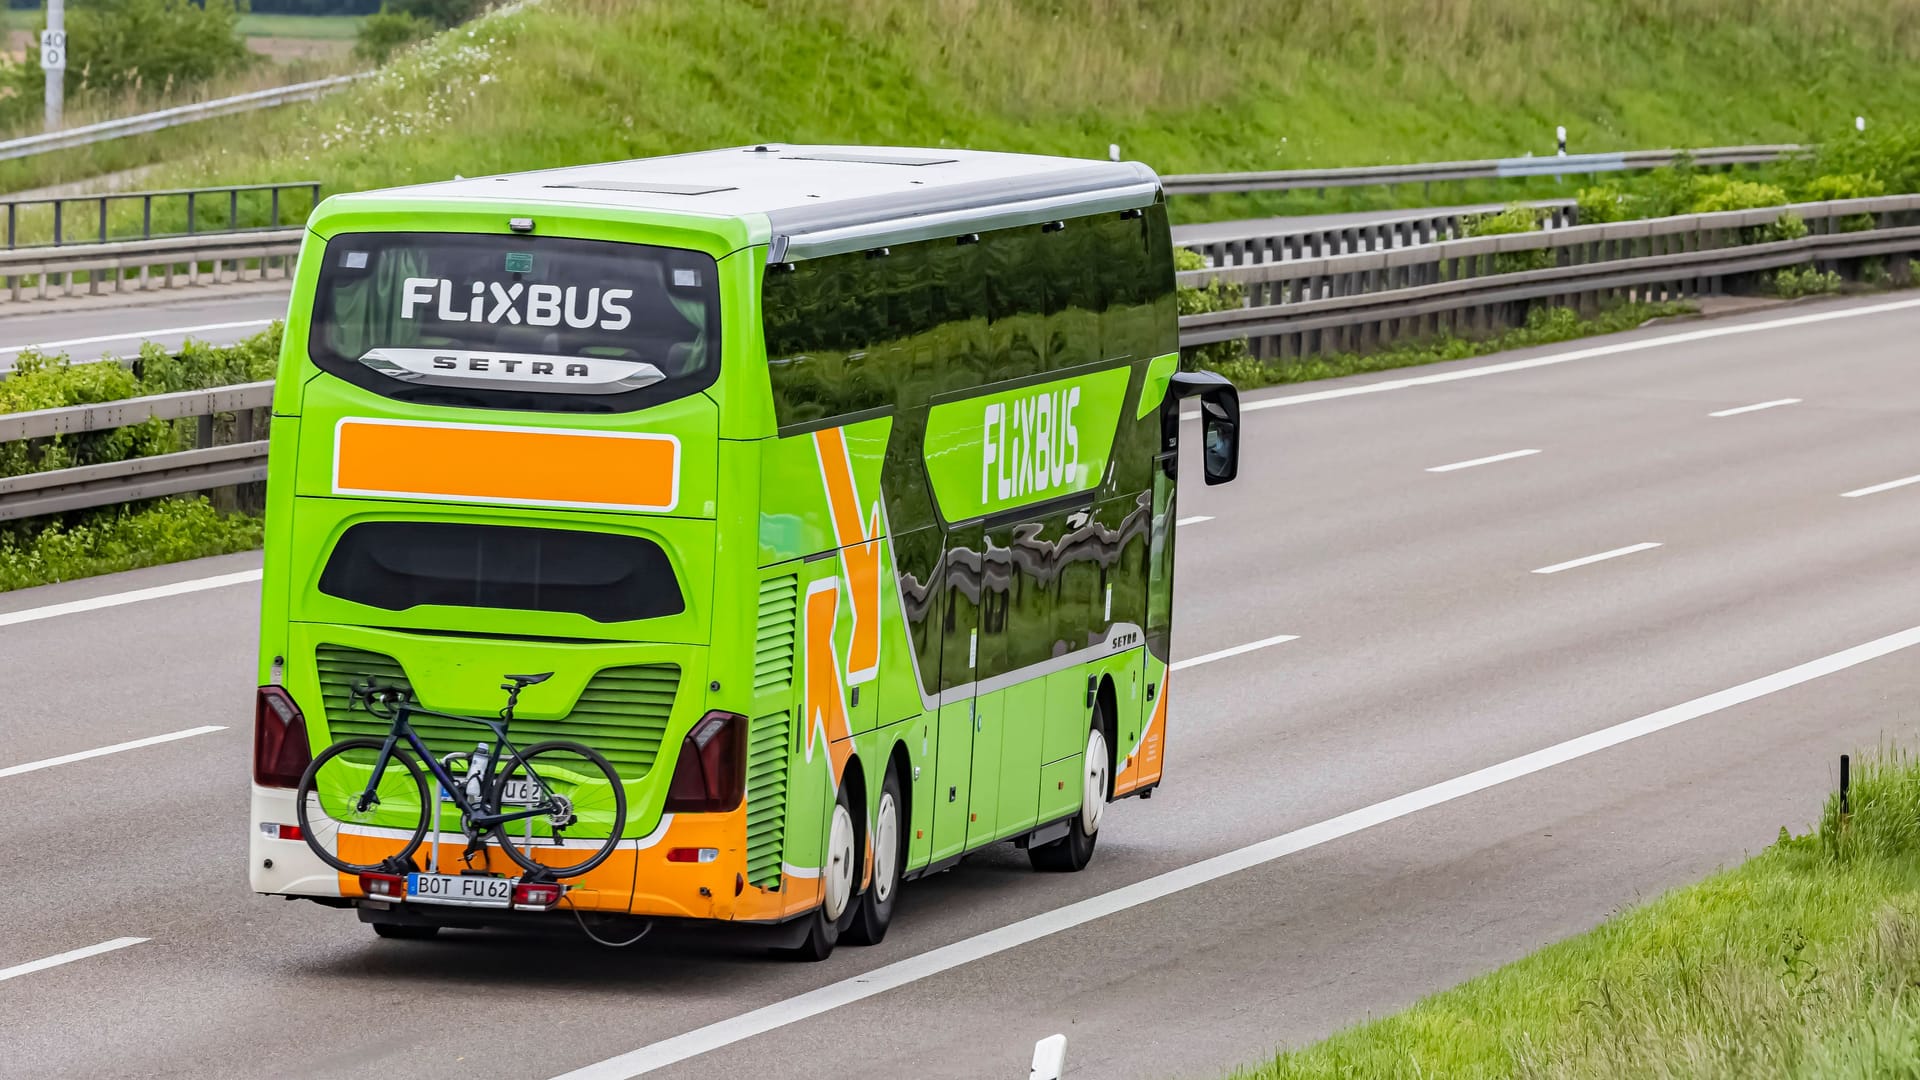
xmin=249 ymin=783 xmax=341 ymax=898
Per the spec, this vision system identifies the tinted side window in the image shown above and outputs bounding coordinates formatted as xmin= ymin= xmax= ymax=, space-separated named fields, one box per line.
xmin=318 ymin=522 xmax=683 ymax=623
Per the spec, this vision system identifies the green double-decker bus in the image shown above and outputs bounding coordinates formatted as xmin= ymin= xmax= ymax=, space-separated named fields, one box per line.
xmin=248 ymin=145 xmax=1240 ymax=958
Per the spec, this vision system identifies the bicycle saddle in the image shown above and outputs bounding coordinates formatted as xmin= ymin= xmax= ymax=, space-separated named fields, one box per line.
xmin=503 ymin=672 xmax=554 ymax=688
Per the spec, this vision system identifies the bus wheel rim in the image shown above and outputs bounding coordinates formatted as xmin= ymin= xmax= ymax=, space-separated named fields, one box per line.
xmin=874 ymin=791 xmax=900 ymax=903
xmin=825 ymin=801 xmax=856 ymax=921
xmin=1083 ymin=729 xmax=1108 ymax=835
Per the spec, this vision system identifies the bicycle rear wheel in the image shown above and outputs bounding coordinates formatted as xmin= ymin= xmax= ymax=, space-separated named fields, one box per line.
xmin=295 ymin=737 xmax=431 ymax=875
xmin=490 ymin=741 xmax=626 ymax=879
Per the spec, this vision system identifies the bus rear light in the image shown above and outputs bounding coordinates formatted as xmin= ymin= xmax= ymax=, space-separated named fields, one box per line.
xmin=253 ymin=686 xmax=312 ymax=789
xmin=663 ymin=711 xmax=745 ymax=813
xmin=512 ymin=882 xmax=562 ymax=909
xmin=358 ymin=872 xmax=406 ymax=900
xmin=667 ymin=847 xmax=719 ymax=863
xmin=258 ymin=822 xmax=303 ymax=841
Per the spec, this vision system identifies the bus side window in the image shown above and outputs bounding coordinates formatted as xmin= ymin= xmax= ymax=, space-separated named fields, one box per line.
xmin=985 ymin=229 xmax=1044 ymax=382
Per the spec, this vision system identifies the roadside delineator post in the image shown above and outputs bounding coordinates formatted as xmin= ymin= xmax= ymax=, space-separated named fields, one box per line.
xmin=1030 ymin=1034 xmax=1067 ymax=1080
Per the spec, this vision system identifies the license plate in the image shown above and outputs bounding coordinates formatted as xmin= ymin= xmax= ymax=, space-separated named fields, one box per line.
xmin=408 ymin=873 xmax=514 ymax=907
xmin=439 ymin=778 xmax=543 ymax=804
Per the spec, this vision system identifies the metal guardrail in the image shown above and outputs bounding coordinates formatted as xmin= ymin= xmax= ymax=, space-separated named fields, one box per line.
xmin=1181 ymin=201 xmax=1577 ymax=268
xmin=0 ymin=228 xmax=302 ymax=303
xmin=0 ymin=182 xmax=320 ymax=249
xmin=1162 ymin=144 xmax=1801 ymax=197
xmin=0 ymin=381 xmax=271 ymax=521
xmin=0 ymin=74 xmax=368 ymax=164
xmin=1178 ymin=195 xmax=1920 ymax=357
xmin=0 ymin=195 xmax=1915 ymax=521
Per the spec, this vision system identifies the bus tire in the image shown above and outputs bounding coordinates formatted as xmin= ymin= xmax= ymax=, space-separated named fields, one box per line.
xmin=371 ymin=923 xmax=440 ymax=941
xmin=844 ymin=764 xmax=904 ymax=946
xmin=1029 ymin=715 xmax=1108 ymax=873
xmin=775 ymin=781 xmax=857 ymax=962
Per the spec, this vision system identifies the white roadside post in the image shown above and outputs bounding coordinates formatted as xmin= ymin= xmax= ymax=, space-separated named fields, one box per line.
xmin=1108 ymin=143 xmax=1120 ymax=162
xmin=1029 ymin=1034 xmax=1067 ymax=1080
xmin=1857 ymin=116 xmax=1867 ymax=133
xmin=41 ymin=0 xmax=65 ymax=132
xmin=1556 ymin=124 xmax=1567 ymax=156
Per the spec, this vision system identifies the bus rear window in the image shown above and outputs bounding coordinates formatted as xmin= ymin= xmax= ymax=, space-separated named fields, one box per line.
xmin=309 ymin=232 xmax=719 ymax=413
xmin=318 ymin=521 xmax=685 ymax=622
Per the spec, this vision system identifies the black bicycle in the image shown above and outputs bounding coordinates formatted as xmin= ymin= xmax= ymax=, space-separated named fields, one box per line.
xmin=294 ymin=673 xmax=626 ymax=880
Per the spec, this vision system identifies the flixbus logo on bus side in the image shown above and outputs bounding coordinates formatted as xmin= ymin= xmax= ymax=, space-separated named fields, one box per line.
xmin=922 ymin=367 xmax=1131 ymax=521
xmin=982 ymin=385 xmax=1081 ymax=503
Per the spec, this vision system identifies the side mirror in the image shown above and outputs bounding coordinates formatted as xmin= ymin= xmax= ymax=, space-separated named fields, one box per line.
xmin=1169 ymin=370 xmax=1240 ymax=485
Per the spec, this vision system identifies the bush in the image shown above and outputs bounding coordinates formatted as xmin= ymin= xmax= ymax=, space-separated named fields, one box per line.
xmin=1462 ymin=205 xmax=1554 ymax=273
xmin=1173 ymin=246 xmax=1251 ymax=373
xmin=0 ymin=0 xmax=254 ymax=127
xmin=0 ymin=324 xmax=282 ymax=480
xmin=0 ymin=497 xmax=262 ymax=592
xmin=1688 ymin=176 xmax=1789 ymax=214
xmin=1799 ymin=172 xmax=1886 ymax=202
xmin=1770 ymin=265 xmax=1842 ymax=298
xmin=354 ymin=9 xmax=437 ymax=62
xmin=387 ymin=0 xmax=482 ymax=28
xmin=1576 ymin=185 xmax=1634 ymax=224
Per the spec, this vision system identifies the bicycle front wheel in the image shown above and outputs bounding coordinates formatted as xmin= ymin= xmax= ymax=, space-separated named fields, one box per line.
xmin=490 ymin=741 xmax=626 ymax=879
xmin=295 ymin=737 xmax=431 ymax=875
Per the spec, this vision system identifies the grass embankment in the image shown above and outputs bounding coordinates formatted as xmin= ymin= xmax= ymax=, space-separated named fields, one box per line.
xmin=0 ymin=328 xmax=281 ymax=592
xmin=1232 ymin=751 xmax=1920 ymax=1079
xmin=8 ymin=0 xmax=1920 ymax=206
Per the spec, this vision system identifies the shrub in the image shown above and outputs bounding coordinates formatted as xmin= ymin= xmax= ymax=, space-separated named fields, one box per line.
xmin=1770 ymin=265 xmax=1842 ymax=298
xmin=0 ymin=324 xmax=283 ymax=480
xmin=0 ymin=497 xmax=262 ymax=592
xmin=1173 ymin=246 xmax=1252 ymax=373
xmin=354 ymin=10 xmax=438 ymax=62
xmin=1576 ymin=185 xmax=1635 ymax=224
xmin=0 ymin=0 xmax=253 ymax=127
xmin=1799 ymin=173 xmax=1886 ymax=202
xmin=1688 ymin=176 xmax=1790 ymax=214
xmin=1463 ymin=205 xmax=1554 ymax=273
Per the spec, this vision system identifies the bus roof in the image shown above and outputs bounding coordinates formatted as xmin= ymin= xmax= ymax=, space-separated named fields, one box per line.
xmin=330 ymin=144 xmax=1163 ymax=261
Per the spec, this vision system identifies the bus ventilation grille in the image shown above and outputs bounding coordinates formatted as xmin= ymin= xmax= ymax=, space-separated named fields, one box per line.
xmin=747 ymin=573 xmax=799 ymax=887
xmin=314 ymin=645 xmax=680 ymax=777
xmin=745 ymin=709 xmax=791 ymax=887
xmin=753 ymin=574 xmax=798 ymax=696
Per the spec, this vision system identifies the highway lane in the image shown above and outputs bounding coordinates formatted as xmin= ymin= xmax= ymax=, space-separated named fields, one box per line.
xmin=4 ymin=295 xmax=1920 ymax=1078
xmin=0 ymin=287 xmax=288 ymax=372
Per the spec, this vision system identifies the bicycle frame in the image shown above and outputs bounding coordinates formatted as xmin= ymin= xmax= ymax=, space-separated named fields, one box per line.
xmin=353 ymin=701 xmax=558 ymax=834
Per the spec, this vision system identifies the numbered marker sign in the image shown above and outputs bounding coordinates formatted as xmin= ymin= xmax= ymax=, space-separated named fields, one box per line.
xmin=40 ymin=29 xmax=65 ymax=72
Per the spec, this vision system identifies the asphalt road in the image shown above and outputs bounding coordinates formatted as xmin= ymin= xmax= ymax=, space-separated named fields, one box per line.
xmin=0 ymin=287 xmax=289 ymax=373
xmin=5 ymin=294 xmax=1920 ymax=1080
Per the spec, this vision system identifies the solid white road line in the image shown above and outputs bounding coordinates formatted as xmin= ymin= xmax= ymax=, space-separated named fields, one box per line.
xmin=1841 ymin=474 xmax=1920 ymax=499
xmin=1532 ymin=542 xmax=1663 ymax=576
xmin=0 ymin=937 xmax=147 ymax=983
xmin=1426 ymin=449 xmax=1541 ymax=473
xmin=1709 ymin=398 xmax=1801 ymax=418
xmin=1180 ymin=297 xmax=1920 ymax=418
xmin=0 ymin=726 xmax=227 ymax=780
xmin=549 ymin=622 xmax=1920 ymax=1080
xmin=1170 ymin=633 xmax=1299 ymax=671
xmin=0 ymin=319 xmax=274 ymax=357
xmin=1176 ymin=515 xmax=1215 ymax=526
xmin=0 ymin=568 xmax=261 ymax=630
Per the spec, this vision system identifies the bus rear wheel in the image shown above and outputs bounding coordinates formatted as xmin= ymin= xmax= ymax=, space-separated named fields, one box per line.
xmin=1029 ymin=717 xmax=1107 ymax=872
xmin=776 ymin=781 xmax=858 ymax=961
xmin=845 ymin=764 xmax=904 ymax=946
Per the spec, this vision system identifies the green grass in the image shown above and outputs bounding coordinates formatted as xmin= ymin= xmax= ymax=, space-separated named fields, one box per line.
xmin=236 ymin=13 xmax=365 ymax=40
xmin=0 ymin=496 xmax=261 ymax=591
xmin=6 ymin=0 xmax=1920 ymax=206
xmin=1228 ymin=749 xmax=1920 ymax=1079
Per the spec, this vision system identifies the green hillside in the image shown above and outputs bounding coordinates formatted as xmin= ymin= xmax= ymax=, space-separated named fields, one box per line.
xmin=16 ymin=0 xmax=1920 ymax=207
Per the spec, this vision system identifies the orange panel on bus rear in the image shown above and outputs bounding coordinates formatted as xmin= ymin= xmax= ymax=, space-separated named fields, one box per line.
xmin=332 ymin=418 xmax=680 ymax=512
